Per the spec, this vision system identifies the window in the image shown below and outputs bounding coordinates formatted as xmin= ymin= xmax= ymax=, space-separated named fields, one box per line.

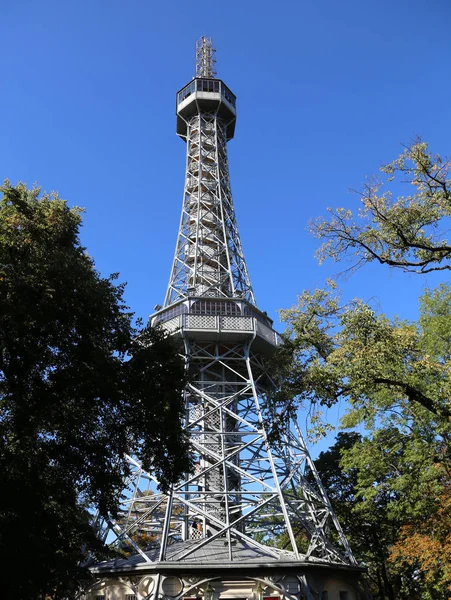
xmin=154 ymin=303 xmax=187 ymax=324
xmin=125 ymin=595 xmax=137 ymax=600
xmin=178 ymin=81 xmax=195 ymax=104
xmin=221 ymin=84 xmax=236 ymax=107
xmin=243 ymin=306 xmax=271 ymax=326
xmin=196 ymin=79 xmax=219 ymax=93
xmin=191 ymin=299 xmax=241 ymax=316
xmin=95 ymin=596 xmax=105 ymax=600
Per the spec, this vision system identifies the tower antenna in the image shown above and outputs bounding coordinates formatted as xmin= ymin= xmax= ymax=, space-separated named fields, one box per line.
xmin=196 ymin=36 xmax=216 ymax=78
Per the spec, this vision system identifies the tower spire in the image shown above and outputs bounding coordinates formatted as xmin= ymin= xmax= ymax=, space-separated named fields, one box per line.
xmin=196 ymin=36 xmax=217 ymax=78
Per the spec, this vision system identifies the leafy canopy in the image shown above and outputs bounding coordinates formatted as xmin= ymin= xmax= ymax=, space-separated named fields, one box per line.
xmin=275 ymin=140 xmax=451 ymax=599
xmin=312 ymin=138 xmax=451 ymax=274
xmin=314 ymin=431 xmax=447 ymax=600
xmin=277 ymin=280 xmax=451 ymax=428
xmin=0 ymin=182 xmax=191 ymax=599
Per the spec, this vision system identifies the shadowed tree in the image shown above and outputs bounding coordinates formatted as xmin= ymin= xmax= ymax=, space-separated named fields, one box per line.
xmin=312 ymin=430 xmax=448 ymax=600
xmin=0 ymin=182 xmax=191 ymax=599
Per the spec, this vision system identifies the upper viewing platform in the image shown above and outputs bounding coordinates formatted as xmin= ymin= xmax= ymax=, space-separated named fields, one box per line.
xmin=177 ymin=78 xmax=236 ymax=108
xmin=176 ymin=78 xmax=237 ymax=141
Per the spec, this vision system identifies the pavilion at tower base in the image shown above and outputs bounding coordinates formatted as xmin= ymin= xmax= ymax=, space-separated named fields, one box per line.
xmin=84 ymin=540 xmax=366 ymax=600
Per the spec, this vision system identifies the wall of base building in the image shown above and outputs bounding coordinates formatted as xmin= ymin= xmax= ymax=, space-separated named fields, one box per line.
xmin=81 ymin=570 xmax=366 ymax=600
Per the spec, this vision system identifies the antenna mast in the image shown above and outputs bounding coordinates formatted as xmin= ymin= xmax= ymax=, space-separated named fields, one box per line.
xmin=196 ymin=36 xmax=216 ymax=78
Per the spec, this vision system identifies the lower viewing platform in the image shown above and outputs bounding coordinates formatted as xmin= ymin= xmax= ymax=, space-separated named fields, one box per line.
xmin=150 ymin=298 xmax=281 ymax=352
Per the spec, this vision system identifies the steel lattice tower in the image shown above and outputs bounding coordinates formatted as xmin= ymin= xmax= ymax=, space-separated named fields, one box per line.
xmin=88 ymin=38 xmax=365 ymax=600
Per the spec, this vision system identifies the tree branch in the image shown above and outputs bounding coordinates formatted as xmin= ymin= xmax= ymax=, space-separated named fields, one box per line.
xmin=373 ymin=377 xmax=451 ymax=421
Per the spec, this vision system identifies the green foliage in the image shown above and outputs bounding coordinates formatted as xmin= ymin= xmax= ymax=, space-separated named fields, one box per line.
xmin=275 ymin=267 xmax=451 ymax=598
xmin=276 ymin=280 xmax=451 ymax=432
xmin=314 ymin=432 xmax=446 ymax=600
xmin=276 ymin=140 xmax=451 ymax=599
xmin=420 ymin=284 xmax=451 ymax=361
xmin=312 ymin=139 xmax=451 ymax=274
xmin=0 ymin=182 xmax=191 ymax=599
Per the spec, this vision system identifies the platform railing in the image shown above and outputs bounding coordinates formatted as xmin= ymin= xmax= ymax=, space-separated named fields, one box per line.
xmin=157 ymin=312 xmax=281 ymax=346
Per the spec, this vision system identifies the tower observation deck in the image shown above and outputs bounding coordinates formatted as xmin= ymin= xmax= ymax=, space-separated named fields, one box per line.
xmin=88 ymin=38 xmax=366 ymax=600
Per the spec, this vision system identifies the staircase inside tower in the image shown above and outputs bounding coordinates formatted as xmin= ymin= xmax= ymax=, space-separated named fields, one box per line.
xmin=185 ymin=115 xmax=232 ymax=298
xmin=187 ymin=344 xmax=243 ymax=539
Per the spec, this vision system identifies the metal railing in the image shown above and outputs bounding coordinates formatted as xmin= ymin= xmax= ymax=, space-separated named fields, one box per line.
xmin=157 ymin=312 xmax=280 ymax=346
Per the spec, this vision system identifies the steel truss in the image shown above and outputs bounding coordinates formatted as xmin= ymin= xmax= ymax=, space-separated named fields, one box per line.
xmin=165 ymin=112 xmax=255 ymax=307
xmin=97 ymin=332 xmax=356 ymax=566
xmin=94 ymin=39 xmax=358 ymax=576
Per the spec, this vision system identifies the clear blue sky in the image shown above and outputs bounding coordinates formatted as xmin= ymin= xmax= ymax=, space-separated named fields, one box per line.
xmin=2 ymin=0 xmax=450 ymax=445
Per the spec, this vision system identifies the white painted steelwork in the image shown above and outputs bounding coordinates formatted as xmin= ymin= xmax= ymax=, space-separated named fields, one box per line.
xmin=93 ymin=37 xmax=358 ymax=584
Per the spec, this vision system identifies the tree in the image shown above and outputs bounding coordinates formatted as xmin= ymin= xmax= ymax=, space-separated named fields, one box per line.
xmin=273 ymin=140 xmax=451 ymax=598
xmin=390 ymin=482 xmax=451 ymax=596
xmin=313 ymin=431 xmax=446 ymax=600
xmin=311 ymin=138 xmax=451 ymax=274
xmin=275 ymin=281 xmax=451 ymax=428
xmin=312 ymin=432 xmax=401 ymax=600
xmin=0 ymin=182 xmax=191 ymax=599
xmin=274 ymin=281 xmax=451 ymax=600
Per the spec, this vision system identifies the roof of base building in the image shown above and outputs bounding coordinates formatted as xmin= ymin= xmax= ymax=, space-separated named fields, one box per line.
xmin=90 ymin=538 xmax=362 ymax=574
xmin=92 ymin=538 xmax=292 ymax=573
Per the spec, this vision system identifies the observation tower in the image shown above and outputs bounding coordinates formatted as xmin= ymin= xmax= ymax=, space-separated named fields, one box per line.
xmin=87 ymin=38 xmax=366 ymax=600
